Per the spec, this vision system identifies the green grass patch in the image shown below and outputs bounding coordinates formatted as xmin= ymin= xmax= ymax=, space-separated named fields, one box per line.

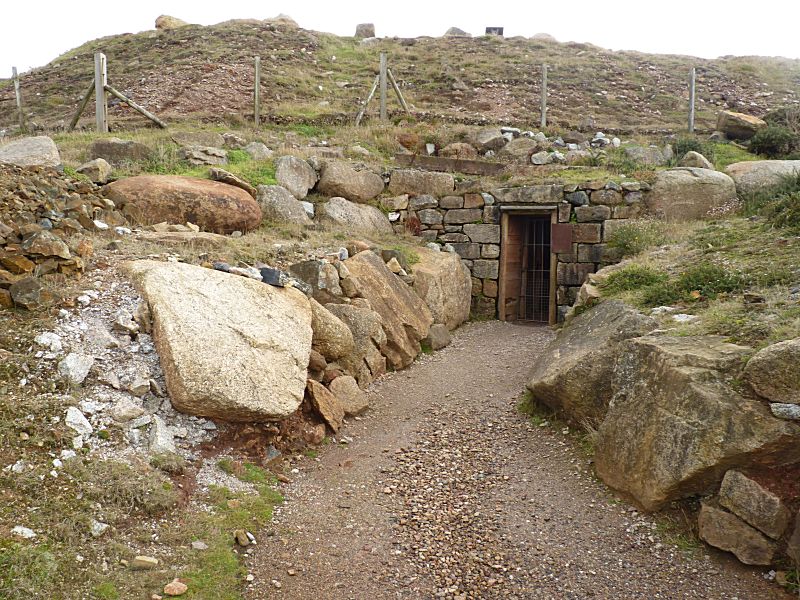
xmin=605 ymin=220 xmax=667 ymax=257
xmin=601 ymin=264 xmax=668 ymax=293
xmin=711 ymin=142 xmax=760 ymax=170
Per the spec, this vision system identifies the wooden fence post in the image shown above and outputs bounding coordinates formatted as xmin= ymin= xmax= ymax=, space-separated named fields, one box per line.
xmin=94 ymin=52 xmax=108 ymax=133
xmin=688 ymin=67 xmax=696 ymax=134
xmin=379 ymin=52 xmax=388 ymax=122
xmin=540 ymin=64 xmax=548 ymax=129
xmin=254 ymin=56 xmax=261 ymax=127
xmin=12 ymin=67 xmax=25 ymax=131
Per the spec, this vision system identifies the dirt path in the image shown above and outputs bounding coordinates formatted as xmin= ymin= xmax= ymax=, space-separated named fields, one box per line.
xmin=246 ymin=321 xmax=788 ymax=600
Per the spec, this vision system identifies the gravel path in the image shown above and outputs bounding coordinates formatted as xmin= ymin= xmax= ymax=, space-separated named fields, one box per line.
xmin=247 ymin=321 xmax=788 ymax=599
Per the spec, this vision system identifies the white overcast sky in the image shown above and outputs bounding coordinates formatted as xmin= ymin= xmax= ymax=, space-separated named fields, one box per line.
xmin=3 ymin=1 xmax=800 ymax=73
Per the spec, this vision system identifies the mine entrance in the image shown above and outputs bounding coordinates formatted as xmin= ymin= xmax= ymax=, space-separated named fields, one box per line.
xmin=498 ymin=210 xmax=557 ymax=324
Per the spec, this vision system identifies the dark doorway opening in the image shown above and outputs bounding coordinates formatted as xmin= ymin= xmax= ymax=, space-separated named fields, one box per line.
xmin=499 ymin=212 xmax=555 ymax=324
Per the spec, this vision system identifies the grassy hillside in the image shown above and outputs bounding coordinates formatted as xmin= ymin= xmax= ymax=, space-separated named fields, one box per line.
xmin=2 ymin=19 xmax=800 ymax=133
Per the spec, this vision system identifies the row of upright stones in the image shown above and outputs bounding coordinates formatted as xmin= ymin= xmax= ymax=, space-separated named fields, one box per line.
xmin=382 ymin=169 xmax=648 ymax=320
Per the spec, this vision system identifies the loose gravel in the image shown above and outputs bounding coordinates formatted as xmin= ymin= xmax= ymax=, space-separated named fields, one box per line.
xmin=247 ymin=321 xmax=789 ymax=599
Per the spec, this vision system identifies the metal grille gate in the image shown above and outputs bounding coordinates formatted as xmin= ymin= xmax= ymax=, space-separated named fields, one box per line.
xmin=518 ymin=216 xmax=551 ymax=322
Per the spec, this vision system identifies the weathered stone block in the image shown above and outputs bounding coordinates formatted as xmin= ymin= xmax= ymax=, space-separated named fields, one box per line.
xmin=590 ymin=189 xmax=624 ymax=206
xmin=558 ymin=202 xmax=572 ymax=223
xmin=565 ymin=191 xmax=589 ymax=206
xmin=471 ymin=295 xmax=496 ymax=319
xmin=443 ymin=209 xmax=483 ymax=225
xmin=483 ymin=205 xmax=500 ymax=224
xmin=439 ymin=196 xmax=464 ymax=209
xmin=418 ymin=209 xmax=443 ymax=226
xmin=463 ymin=224 xmax=500 ymax=244
xmin=471 ymin=277 xmax=482 ymax=295
xmin=439 ymin=233 xmax=469 ymax=243
xmin=602 ymin=219 xmax=630 ymax=241
xmin=463 ymin=193 xmax=484 ymax=209
xmin=380 ymin=195 xmax=409 ymax=211
xmin=572 ymin=223 xmax=602 ymax=243
xmin=472 ymin=259 xmax=499 ymax=280
xmin=557 ymin=262 xmax=595 ymax=285
xmin=408 ymin=195 xmax=438 ymax=210
xmin=575 ymin=205 xmax=611 ymax=222
xmin=490 ymin=184 xmax=563 ymax=204
xmin=719 ymin=470 xmax=791 ymax=539
xmin=483 ymin=279 xmax=498 ymax=298
xmin=577 ymin=243 xmax=604 ymax=263
xmin=450 ymin=243 xmax=480 ymax=260
xmin=444 ymin=225 xmax=463 ymax=233
xmin=743 ymin=338 xmax=800 ymax=404
xmin=481 ymin=244 xmax=500 ymax=259
xmin=389 ymin=169 xmax=454 ymax=196
xmin=698 ymin=502 xmax=777 ymax=566
xmin=420 ymin=230 xmax=438 ymax=242
xmin=556 ymin=243 xmax=578 ymax=263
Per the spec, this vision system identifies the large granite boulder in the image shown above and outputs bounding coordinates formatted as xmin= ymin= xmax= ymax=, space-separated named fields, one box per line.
xmin=646 ymin=168 xmax=738 ymax=220
xmin=411 ymin=247 xmax=472 ymax=330
xmin=256 ymin=184 xmax=312 ymax=225
xmin=126 ymin=260 xmax=312 ymax=421
xmin=88 ymin=137 xmax=152 ymax=165
xmin=155 ymin=15 xmax=189 ymax=30
xmin=716 ymin=110 xmax=767 ymax=141
xmin=725 ymin=160 xmax=800 ymax=196
xmin=309 ymin=299 xmax=354 ymax=361
xmin=325 ymin=303 xmax=387 ymax=388
xmin=595 ymin=335 xmax=800 ymax=511
xmin=318 ymin=197 xmax=392 ymax=235
xmin=76 ymin=158 xmax=113 ymax=184
xmin=343 ymin=251 xmax=433 ymax=369
xmin=388 ymin=169 xmax=455 ymax=196
xmin=0 ymin=136 xmax=60 ymax=167
xmin=104 ymin=175 xmax=262 ymax=234
xmin=526 ymin=301 xmax=656 ymax=424
xmin=275 ymin=155 xmax=317 ymax=200
xmin=743 ymin=337 xmax=800 ymax=404
xmin=317 ymin=161 xmax=383 ymax=203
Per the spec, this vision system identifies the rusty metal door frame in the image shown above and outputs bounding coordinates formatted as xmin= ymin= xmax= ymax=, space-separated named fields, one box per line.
xmin=498 ymin=206 xmax=557 ymax=325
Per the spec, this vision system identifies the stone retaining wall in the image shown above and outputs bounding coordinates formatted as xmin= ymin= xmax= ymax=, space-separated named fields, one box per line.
xmin=384 ymin=175 xmax=650 ymax=321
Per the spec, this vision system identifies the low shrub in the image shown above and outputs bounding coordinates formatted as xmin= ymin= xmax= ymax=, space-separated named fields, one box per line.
xmin=602 ymin=264 xmax=668 ymax=293
xmin=749 ymin=125 xmax=800 ymax=158
xmin=606 ymin=220 xmax=667 ymax=257
xmin=677 ymin=263 xmax=748 ymax=299
xmin=672 ymin=136 xmax=715 ymax=164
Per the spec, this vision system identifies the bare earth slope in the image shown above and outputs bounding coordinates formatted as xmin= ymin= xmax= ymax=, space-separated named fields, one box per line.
xmin=1 ymin=19 xmax=799 ymax=132
xmin=246 ymin=321 xmax=787 ymax=599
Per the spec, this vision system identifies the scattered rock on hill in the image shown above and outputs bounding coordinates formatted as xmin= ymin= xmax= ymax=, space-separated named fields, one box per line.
xmin=595 ymin=335 xmax=800 ymax=511
xmin=678 ymin=151 xmax=714 ymax=170
xmin=104 ymin=175 xmax=262 ymax=234
xmin=355 ymin=23 xmax=375 ymax=38
xmin=155 ymin=15 xmax=189 ymax=30
xmin=646 ymin=167 xmax=738 ymax=220
xmin=318 ymin=197 xmax=392 ymax=234
xmin=725 ymin=160 xmax=800 ymax=195
xmin=89 ymin=137 xmax=151 ymax=165
xmin=256 ymin=184 xmax=312 ymax=225
xmin=76 ymin=158 xmax=112 ymax=184
xmin=289 ymin=260 xmax=343 ymax=304
xmin=468 ymin=128 xmax=507 ymax=154
xmin=171 ymin=131 xmax=225 ymax=148
xmin=317 ymin=161 xmax=383 ymax=203
xmin=623 ymin=144 xmax=672 ymax=167
xmin=275 ymin=155 xmax=317 ymax=200
xmin=526 ymin=301 xmax=656 ymax=424
xmin=444 ymin=27 xmax=471 ymax=37
xmin=344 ymin=251 xmax=433 ymax=369
xmin=0 ymin=136 xmax=60 ymax=167
xmin=307 ymin=380 xmax=344 ymax=431
xmin=743 ymin=337 xmax=800 ymax=404
xmin=411 ymin=247 xmax=472 ymax=330
xmin=127 ymin=260 xmax=312 ymax=421
xmin=179 ymin=145 xmax=227 ymax=166
xmin=718 ymin=470 xmax=791 ymax=539
xmin=329 ymin=374 xmax=368 ymax=416
xmin=243 ymin=142 xmax=273 ymax=161
xmin=716 ymin=110 xmax=767 ymax=140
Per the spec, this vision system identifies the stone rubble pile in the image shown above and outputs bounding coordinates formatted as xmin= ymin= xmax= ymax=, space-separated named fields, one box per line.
xmin=0 ymin=164 xmax=127 ymax=309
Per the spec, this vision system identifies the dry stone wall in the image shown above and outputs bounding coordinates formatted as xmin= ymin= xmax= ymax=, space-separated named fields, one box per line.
xmin=385 ymin=177 xmax=649 ymax=320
